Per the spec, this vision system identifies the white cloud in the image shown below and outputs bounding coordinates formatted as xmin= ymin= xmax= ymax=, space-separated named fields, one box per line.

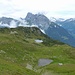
xmin=0 ymin=0 xmax=75 ymax=19
xmin=9 ymin=20 xmax=17 ymax=28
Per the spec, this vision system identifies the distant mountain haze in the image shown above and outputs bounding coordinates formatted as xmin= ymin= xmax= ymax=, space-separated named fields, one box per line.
xmin=55 ymin=18 xmax=75 ymax=38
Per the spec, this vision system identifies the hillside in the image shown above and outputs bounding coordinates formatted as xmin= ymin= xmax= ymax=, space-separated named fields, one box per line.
xmin=0 ymin=27 xmax=75 ymax=75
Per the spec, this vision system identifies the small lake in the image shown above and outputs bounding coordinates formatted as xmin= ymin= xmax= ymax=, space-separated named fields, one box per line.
xmin=38 ymin=59 xmax=53 ymax=66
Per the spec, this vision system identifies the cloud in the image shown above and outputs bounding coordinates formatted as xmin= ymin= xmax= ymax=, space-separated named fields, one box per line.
xmin=0 ymin=0 xmax=75 ymax=18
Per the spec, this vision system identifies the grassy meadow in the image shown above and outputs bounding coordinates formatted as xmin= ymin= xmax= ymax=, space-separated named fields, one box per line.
xmin=0 ymin=27 xmax=75 ymax=75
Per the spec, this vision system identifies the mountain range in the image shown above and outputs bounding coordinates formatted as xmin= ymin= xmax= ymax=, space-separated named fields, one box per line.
xmin=55 ymin=18 xmax=75 ymax=38
xmin=25 ymin=13 xmax=75 ymax=47
xmin=0 ymin=13 xmax=75 ymax=75
xmin=0 ymin=12 xmax=75 ymax=47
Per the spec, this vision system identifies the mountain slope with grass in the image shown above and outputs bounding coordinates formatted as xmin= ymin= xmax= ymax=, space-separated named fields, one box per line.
xmin=0 ymin=27 xmax=75 ymax=75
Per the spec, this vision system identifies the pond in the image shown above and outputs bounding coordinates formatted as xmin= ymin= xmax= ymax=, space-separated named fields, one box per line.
xmin=38 ymin=59 xmax=53 ymax=66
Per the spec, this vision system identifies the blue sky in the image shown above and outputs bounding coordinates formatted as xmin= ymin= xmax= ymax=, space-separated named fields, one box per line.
xmin=0 ymin=0 xmax=75 ymax=19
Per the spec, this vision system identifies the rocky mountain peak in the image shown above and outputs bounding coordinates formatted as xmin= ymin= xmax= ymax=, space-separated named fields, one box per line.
xmin=25 ymin=12 xmax=51 ymax=30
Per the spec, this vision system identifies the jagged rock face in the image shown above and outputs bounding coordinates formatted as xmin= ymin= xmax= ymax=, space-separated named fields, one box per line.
xmin=25 ymin=12 xmax=50 ymax=30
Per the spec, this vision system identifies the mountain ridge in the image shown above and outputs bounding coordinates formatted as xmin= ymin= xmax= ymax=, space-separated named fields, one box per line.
xmin=0 ymin=13 xmax=75 ymax=47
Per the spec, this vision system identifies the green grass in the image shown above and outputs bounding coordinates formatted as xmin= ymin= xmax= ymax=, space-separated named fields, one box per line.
xmin=0 ymin=27 xmax=75 ymax=75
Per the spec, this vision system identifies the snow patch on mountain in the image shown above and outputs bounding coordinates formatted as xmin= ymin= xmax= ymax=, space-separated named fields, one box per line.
xmin=57 ymin=18 xmax=66 ymax=22
xmin=65 ymin=18 xmax=75 ymax=22
xmin=58 ymin=24 xmax=62 ymax=26
xmin=40 ymin=29 xmax=46 ymax=34
xmin=50 ymin=17 xmax=56 ymax=22
xmin=50 ymin=17 xmax=66 ymax=22
xmin=35 ymin=39 xmax=43 ymax=43
xmin=54 ymin=25 xmax=57 ymax=28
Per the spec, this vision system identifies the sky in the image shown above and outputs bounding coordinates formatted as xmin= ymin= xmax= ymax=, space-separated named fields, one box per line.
xmin=0 ymin=0 xmax=75 ymax=19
